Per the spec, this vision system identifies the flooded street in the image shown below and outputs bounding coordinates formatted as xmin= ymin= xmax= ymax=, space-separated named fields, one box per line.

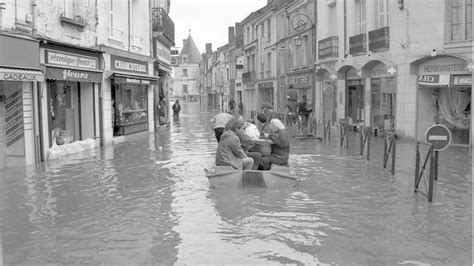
xmin=0 ymin=102 xmax=471 ymax=265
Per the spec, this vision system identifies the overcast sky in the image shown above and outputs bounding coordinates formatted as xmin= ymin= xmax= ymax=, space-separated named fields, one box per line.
xmin=169 ymin=0 xmax=267 ymax=54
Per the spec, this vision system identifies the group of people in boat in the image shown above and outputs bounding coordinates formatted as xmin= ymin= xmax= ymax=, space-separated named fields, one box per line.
xmin=210 ymin=102 xmax=290 ymax=171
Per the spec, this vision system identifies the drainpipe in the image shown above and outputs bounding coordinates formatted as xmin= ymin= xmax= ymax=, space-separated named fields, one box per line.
xmin=128 ymin=0 xmax=131 ymax=52
xmin=343 ymin=0 xmax=347 ymax=58
xmin=32 ymin=0 xmax=37 ymax=36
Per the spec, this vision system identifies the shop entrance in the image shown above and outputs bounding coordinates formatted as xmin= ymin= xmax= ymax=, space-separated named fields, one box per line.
xmin=346 ymin=80 xmax=365 ymax=124
xmin=371 ymin=77 xmax=397 ymax=131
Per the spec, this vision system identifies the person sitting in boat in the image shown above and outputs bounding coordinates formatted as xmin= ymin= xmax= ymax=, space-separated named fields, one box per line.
xmin=215 ymin=115 xmax=254 ymax=170
xmin=256 ymin=113 xmax=271 ymax=137
xmin=237 ymin=122 xmax=262 ymax=170
xmin=260 ymin=118 xmax=290 ymax=170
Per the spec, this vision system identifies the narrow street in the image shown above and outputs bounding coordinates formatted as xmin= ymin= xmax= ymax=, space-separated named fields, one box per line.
xmin=0 ymin=102 xmax=471 ymax=265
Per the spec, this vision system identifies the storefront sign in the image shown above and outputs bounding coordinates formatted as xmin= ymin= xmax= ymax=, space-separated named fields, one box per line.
xmin=418 ymin=74 xmax=449 ymax=87
xmin=287 ymin=75 xmax=309 ymax=85
xmin=46 ymin=50 xmax=98 ymax=70
xmin=371 ymin=63 xmax=397 ymax=78
xmin=257 ymin=81 xmax=273 ymax=89
xmin=453 ymin=75 xmax=472 ymax=86
xmin=45 ymin=67 xmax=102 ymax=82
xmin=287 ymin=72 xmax=313 ymax=89
xmin=113 ymin=75 xmax=156 ymax=85
xmin=419 ymin=57 xmax=471 ymax=75
xmin=0 ymin=68 xmax=44 ymax=82
xmin=111 ymin=55 xmax=148 ymax=74
xmin=0 ymin=34 xmax=40 ymax=69
xmin=155 ymin=40 xmax=171 ymax=65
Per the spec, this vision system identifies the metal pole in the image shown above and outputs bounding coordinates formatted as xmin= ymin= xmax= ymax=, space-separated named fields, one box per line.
xmin=391 ymin=137 xmax=396 ymax=175
xmin=434 ymin=151 xmax=439 ymax=180
xmin=367 ymin=128 xmax=370 ymax=160
xmin=414 ymin=142 xmax=420 ymax=192
xmin=428 ymin=146 xmax=435 ymax=202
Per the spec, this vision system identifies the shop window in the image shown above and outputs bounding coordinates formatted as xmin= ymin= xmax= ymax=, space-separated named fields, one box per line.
xmin=371 ymin=77 xmax=397 ymax=131
xmin=434 ymin=86 xmax=471 ymax=144
xmin=446 ymin=0 xmax=472 ymax=42
xmin=113 ymin=83 xmax=148 ymax=136
xmin=49 ymin=81 xmax=79 ymax=145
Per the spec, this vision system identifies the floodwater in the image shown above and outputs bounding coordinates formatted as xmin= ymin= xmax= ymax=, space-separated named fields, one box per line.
xmin=0 ymin=102 xmax=472 ymax=265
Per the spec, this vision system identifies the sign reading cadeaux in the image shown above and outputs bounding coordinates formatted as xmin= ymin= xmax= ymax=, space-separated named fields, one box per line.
xmin=111 ymin=55 xmax=148 ymax=75
xmin=425 ymin=124 xmax=452 ymax=151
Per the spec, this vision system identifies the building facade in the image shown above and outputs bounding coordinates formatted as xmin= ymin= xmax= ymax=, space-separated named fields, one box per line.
xmin=173 ymin=35 xmax=202 ymax=101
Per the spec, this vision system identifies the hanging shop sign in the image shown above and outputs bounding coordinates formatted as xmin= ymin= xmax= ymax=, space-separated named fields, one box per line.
xmin=111 ymin=55 xmax=148 ymax=75
xmin=45 ymin=50 xmax=98 ymax=70
xmin=45 ymin=67 xmax=102 ymax=82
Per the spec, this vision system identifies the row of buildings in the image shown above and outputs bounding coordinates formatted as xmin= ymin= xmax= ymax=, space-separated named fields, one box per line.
xmin=0 ymin=0 xmax=175 ymax=168
xmin=197 ymin=0 xmax=472 ymax=146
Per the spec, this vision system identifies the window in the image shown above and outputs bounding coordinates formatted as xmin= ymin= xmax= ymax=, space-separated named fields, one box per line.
xmin=267 ymin=19 xmax=271 ymax=40
xmin=448 ymin=0 xmax=472 ymax=41
xmin=266 ymin=52 xmax=271 ymax=77
xmin=182 ymin=69 xmax=188 ymax=77
xmin=183 ymin=84 xmax=188 ymax=93
xmin=374 ymin=0 xmax=389 ymax=29
xmin=182 ymin=56 xmax=187 ymax=63
xmin=356 ymin=0 xmax=367 ymax=34
xmin=63 ymin=0 xmax=73 ymax=18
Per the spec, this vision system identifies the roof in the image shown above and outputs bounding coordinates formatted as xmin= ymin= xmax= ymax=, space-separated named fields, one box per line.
xmin=179 ymin=34 xmax=202 ymax=63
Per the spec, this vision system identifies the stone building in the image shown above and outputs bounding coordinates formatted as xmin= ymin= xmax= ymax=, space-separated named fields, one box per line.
xmin=173 ymin=34 xmax=202 ymax=101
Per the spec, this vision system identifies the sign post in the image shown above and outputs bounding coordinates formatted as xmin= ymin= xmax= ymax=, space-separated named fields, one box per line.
xmin=425 ymin=124 xmax=452 ymax=180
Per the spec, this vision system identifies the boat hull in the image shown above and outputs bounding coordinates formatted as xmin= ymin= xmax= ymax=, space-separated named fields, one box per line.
xmin=205 ymin=165 xmax=298 ymax=188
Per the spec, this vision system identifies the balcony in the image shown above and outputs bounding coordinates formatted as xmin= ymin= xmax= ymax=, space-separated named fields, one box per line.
xmin=242 ymin=71 xmax=256 ymax=84
xmin=369 ymin=26 xmax=390 ymax=52
xmin=349 ymin=33 xmax=367 ymax=55
xmin=152 ymin=7 xmax=175 ymax=46
xmin=318 ymin=36 xmax=338 ymax=60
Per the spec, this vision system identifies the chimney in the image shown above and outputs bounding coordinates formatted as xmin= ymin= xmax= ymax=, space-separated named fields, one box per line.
xmin=205 ymin=43 xmax=213 ymax=54
xmin=235 ymin=22 xmax=243 ymax=38
xmin=228 ymin=26 xmax=235 ymax=44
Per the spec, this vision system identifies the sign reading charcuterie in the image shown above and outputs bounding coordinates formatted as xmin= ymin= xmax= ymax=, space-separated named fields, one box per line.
xmin=111 ymin=55 xmax=148 ymax=74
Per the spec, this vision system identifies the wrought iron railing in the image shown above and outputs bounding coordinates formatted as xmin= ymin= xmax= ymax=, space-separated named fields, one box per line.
xmin=152 ymin=7 xmax=175 ymax=45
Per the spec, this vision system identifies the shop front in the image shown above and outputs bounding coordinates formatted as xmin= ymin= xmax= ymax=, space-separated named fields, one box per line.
xmin=369 ymin=63 xmax=397 ymax=133
xmin=0 ymin=33 xmax=44 ymax=168
xmin=42 ymin=44 xmax=103 ymax=150
xmin=109 ymin=55 xmax=157 ymax=136
xmin=345 ymin=67 xmax=365 ymax=125
xmin=416 ymin=56 xmax=471 ymax=145
xmin=257 ymin=81 xmax=275 ymax=108
xmin=286 ymin=71 xmax=313 ymax=114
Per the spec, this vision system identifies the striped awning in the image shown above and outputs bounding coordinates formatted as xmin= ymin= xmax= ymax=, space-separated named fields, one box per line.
xmin=0 ymin=67 xmax=44 ymax=82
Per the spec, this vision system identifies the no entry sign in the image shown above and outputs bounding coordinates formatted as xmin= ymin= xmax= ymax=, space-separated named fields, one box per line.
xmin=425 ymin=124 xmax=452 ymax=151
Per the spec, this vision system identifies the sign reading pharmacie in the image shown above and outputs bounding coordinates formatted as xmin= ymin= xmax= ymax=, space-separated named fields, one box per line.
xmin=111 ymin=55 xmax=148 ymax=75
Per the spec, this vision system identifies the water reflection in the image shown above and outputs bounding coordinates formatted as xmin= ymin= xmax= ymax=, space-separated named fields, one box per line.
xmin=0 ymin=102 xmax=471 ymax=265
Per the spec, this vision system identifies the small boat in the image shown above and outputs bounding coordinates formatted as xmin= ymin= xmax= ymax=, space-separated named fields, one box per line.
xmin=204 ymin=164 xmax=299 ymax=188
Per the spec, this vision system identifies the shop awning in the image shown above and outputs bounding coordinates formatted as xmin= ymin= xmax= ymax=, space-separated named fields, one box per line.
xmin=112 ymin=73 xmax=158 ymax=85
xmin=45 ymin=66 xmax=102 ymax=82
xmin=0 ymin=67 xmax=44 ymax=82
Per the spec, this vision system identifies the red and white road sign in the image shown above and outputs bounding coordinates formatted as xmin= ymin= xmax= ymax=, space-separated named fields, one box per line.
xmin=425 ymin=124 xmax=452 ymax=151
